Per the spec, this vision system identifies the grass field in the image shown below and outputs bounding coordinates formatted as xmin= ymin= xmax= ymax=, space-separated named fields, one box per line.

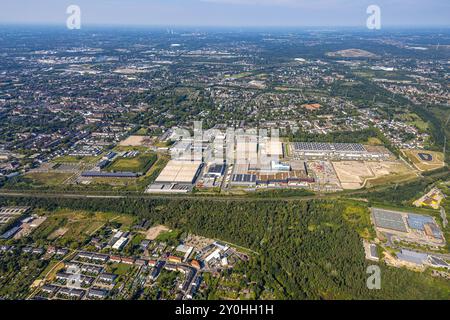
xmin=113 ymin=145 xmax=150 ymax=152
xmin=402 ymin=149 xmax=445 ymax=172
xmin=23 ymin=172 xmax=73 ymax=186
xmin=107 ymin=152 xmax=157 ymax=173
xmin=397 ymin=113 xmax=430 ymax=132
xmin=52 ymin=155 xmax=101 ymax=164
xmin=79 ymin=153 xmax=168 ymax=191
xmin=224 ymin=72 xmax=252 ymax=79
xmin=365 ymin=171 xmax=418 ymax=188
xmin=134 ymin=128 xmax=149 ymax=136
xmin=32 ymin=209 xmax=137 ymax=247
xmin=156 ymin=229 xmax=181 ymax=245
xmin=107 ymin=263 xmax=135 ymax=276
xmin=367 ymin=137 xmax=383 ymax=146
xmin=133 ymin=154 xmax=170 ymax=189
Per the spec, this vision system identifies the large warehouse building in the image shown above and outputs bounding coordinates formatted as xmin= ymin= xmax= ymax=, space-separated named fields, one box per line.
xmin=290 ymin=142 xmax=390 ymax=160
xmin=155 ymin=160 xmax=202 ymax=184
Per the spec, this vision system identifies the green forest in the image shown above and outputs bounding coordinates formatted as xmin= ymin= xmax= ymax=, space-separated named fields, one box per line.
xmin=1 ymin=195 xmax=448 ymax=300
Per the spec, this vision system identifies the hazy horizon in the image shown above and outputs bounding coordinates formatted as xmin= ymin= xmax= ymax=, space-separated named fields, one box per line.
xmin=0 ymin=0 xmax=449 ymax=28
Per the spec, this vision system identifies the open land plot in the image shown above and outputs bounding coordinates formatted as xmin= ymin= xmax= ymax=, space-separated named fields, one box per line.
xmin=119 ymin=135 xmax=153 ymax=147
xmin=332 ymin=160 xmax=415 ymax=190
xmin=326 ymin=48 xmax=377 ymax=58
xmin=332 ymin=161 xmax=371 ymax=189
xmin=52 ymin=163 xmax=83 ymax=172
xmin=81 ymin=154 xmax=169 ymax=191
xmin=106 ymin=153 xmax=157 ymax=173
xmin=366 ymin=137 xmax=383 ymax=146
xmin=224 ymin=72 xmax=252 ymax=79
xmin=89 ymin=177 xmax=137 ymax=187
xmin=52 ymin=155 xmax=101 ymax=164
xmin=397 ymin=113 xmax=430 ymax=131
xmin=47 ymin=227 xmax=69 ymax=240
xmin=364 ymin=161 xmax=417 ymax=187
xmin=402 ymin=149 xmax=445 ymax=172
xmin=34 ymin=209 xmax=136 ymax=244
xmin=145 ymin=225 xmax=170 ymax=240
xmin=22 ymin=172 xmax=74 ymax=186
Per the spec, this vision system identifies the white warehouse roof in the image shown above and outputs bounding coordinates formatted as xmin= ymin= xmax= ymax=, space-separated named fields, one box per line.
xmin=155 ymin=160 xmax=202 ymax=184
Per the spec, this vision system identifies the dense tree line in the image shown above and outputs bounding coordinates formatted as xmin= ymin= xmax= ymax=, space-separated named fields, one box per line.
xmin=288 ymin=128 xmax=377 ymax=144
xmin=366 ymin=170 xmax=450 ymax=205
xmin=0 ymin=196 xmax=448 ymax=299
xmin=0 ymin=251 xmax=49 ymax=299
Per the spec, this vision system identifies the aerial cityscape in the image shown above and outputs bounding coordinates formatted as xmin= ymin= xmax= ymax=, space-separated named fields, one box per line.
xmin=0 ymin=0 xmax=449 ymax=309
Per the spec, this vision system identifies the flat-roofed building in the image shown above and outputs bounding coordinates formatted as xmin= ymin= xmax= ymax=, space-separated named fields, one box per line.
xmin=0 ymin=206 xmax=30 ymax=225
xmin=88 ymin=288 xmax=109 ymax=299
xmin=397 ymin=249 xmax=428 ymax=266
xmin=205 ymin=164 xmax=226 ymax=177
xmin=98 ymin=273 xmax=117 ymax=283
xmin=235 ymin=135 xmax=258 ymax=167
xmin=81 ymin=171 xmax=139 ymax=178
xmin=155 ymin=160 xmax=202 ymax=184
xmin=290 ymin=142 xmax=389 ymax=160
xmin=230 ymin=174 xmax=256 ymax=187
xmin=112 ymin=237 xmax=128 ymax=250
xmin=260 ymin=139 xmax=283 ymax=157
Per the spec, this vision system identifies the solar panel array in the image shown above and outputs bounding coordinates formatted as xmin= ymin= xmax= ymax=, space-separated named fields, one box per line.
xmin=407 ymin=213 xmax=442 ymax=238
xmin=292 ymin=142 xmax=367 ymax=152
xmin=428 ymin=256 xmax=449 ymax=267
xmin=372 ymin=209 xmax=407 ymax=232
xmin=208 ymin=164 xmax=226 ymax=175
xmin=407 ymin=213 xmax=434 ymax=231
xmin=396 ymin=249 xmax=427 ymax=265
xmin=82 ymin=171 xmax=139 ymax=178
xmin=231 ymin=174 xmax=257 ymax=183
xmin=369 ymin=245 xmax=378 ymax=258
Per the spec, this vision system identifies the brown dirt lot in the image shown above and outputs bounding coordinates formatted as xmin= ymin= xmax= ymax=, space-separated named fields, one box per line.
xmin=119 ymin=135 xmax=153 ymax=147
xmin=145 ymin=225 xmax=169 ymax=240
xmin=332 ymin=160 xmax=415 ymax=190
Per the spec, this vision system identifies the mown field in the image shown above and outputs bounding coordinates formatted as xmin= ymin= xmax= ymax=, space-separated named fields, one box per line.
xmin=20 ymin=172 xmax=73 ymax=186
xmin=107 ymin=152 xmax=157 ymax=173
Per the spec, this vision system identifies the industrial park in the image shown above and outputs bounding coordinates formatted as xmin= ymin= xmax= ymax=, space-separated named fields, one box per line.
xmin=0 ymin=1 xmax=449 ymax=305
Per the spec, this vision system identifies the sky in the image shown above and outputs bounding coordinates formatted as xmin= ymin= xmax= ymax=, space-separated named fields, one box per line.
xmin=0 ymin=0 xmax=449 ymax=27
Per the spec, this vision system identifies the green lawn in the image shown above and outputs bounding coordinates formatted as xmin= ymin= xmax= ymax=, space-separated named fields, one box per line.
xmin=134 ymin=128 xmax=149 ymax=135
xmin=108 ymin=263 xmax=134 ymax=276
xmin=156 ymin=229 xmax=181 ymax=245
xmin=52 ymin=155 xmax=101 ymax=164
xmin=106 ymin=153 xmax=157 ymax=173
xmin=23 ymin=172 xmax=73 ymax=186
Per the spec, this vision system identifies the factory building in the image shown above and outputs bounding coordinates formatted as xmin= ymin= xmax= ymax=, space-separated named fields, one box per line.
xmin=290 ymin=142 xmax=390 ymax=160
xmin=155 ymin=160 xmax=203 ymax=184
xmin=81 ymin=171 xmax=139 ymax=178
